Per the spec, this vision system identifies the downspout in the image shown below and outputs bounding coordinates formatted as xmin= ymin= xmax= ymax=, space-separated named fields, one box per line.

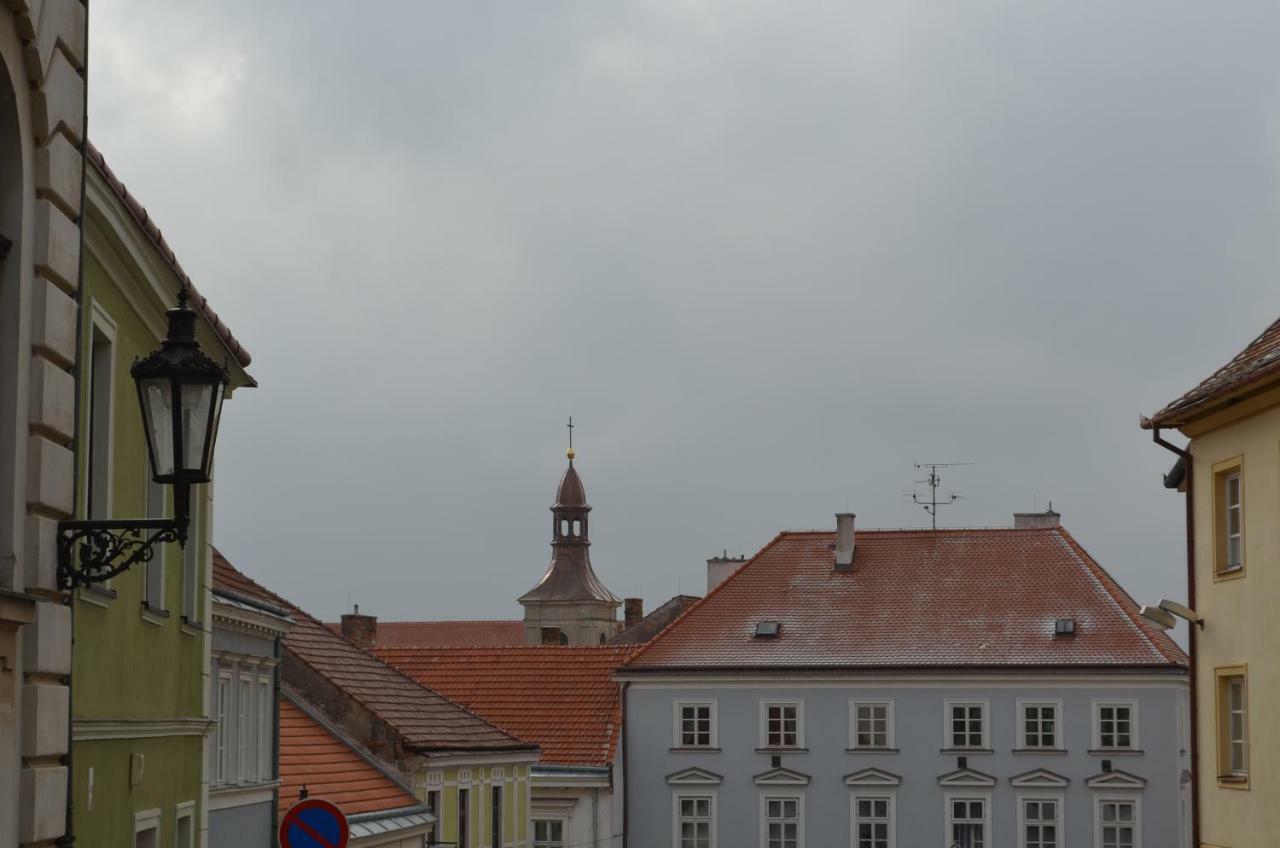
xmin=591 ymin=787 xmax=598 ymax=848
xmin=1152 ymin=428 xmax=1198 ymax=848
xmin=57 ymin=3 xmax=91 ymax=843
xmin=619 ymin=682 xmax=628 ymax=848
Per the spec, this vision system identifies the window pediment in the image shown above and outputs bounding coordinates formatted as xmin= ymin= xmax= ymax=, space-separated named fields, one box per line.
xmin=1010 ymin=768 xmax=1069 ymax=788
xmin=843 ymin=767 xmax=902 ymax=787
xmin=937 ymin=767 xmax=997 ymax=787
xmin=666 ymin=766 xmax=723 ymax=786
xmin=753 ymin=766 xmax=810 ymax=786
xmin=1086 ymin=769 xmax=1146 ymax=789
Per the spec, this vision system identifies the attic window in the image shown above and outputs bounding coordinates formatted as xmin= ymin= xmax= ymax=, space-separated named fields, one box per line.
xmin=755 ymin=620 xmax=781 ymax=638
xmin=1054 ymin=618 xmax=1076 ymax=636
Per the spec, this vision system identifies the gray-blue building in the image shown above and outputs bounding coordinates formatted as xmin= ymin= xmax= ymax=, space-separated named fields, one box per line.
xmin=617 ymin=511 xmax=1190 ymax=848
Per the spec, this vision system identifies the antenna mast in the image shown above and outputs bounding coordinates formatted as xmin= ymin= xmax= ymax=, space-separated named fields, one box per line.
xmin=911 ymin=461 xmax=973 ymax=530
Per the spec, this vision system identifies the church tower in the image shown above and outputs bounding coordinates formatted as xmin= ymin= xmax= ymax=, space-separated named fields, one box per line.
xmin=519 ymin=439 xmax=622 ymax=645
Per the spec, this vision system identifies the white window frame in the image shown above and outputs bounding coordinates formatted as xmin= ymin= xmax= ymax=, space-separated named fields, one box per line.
xmin=849 ymin=700 xmax=895 ymax=750
xmin=673 ymin=700 xmax=718 ymax=749
xmin=672 ymin=791 xmax=717 ymax=848
xmin=133 ymin=808 xmax=161 ymax=848
xmin=1224 ymin=673 xmax=1248 ymax=777
xmin=238 ymin=672 xmax=253 ymax=782
xmin=1017 ymin=699 xmax=1064 ymax=750
xmin=1093 ymin=796 xmax=1140 ymax=848
xmin=175 ymin=800 xmax=195 ymax=848
xmin=84 ymin=302 xmax=117 ymax=523
xmin=1092 ymin=700 xmax=1139 ymax=751
xmin=850 ymin=792 xmax=895 ymax=848
xmin=759 ymin=700 xmax=804 ymax=749
xmin=1224 ymin=470 xmax=1242 ymax=570
xmin=142 ymin=461 xmax=167 ymax=614
xmin=759 ymin=792 xmax=804 ymax=848
xmin=1017 ymin=793 xmax=1064 ymax=848
xmin=258 ymin=676 xmax=272 ymax=780
xmin=943 ymin=699 xmax=990 ymax=750
xmin=944 ymin=793 xmax=991 ymax=848
xmin=181 ymin=494 xmax=202 ymax=623
xmin=215 ymin=670 xmax=231 ymax=785
xmin=532 ymin=817 xmax=567 ymax=848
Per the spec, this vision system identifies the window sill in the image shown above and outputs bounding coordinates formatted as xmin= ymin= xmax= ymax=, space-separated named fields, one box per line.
xmin=180 ymin=617 xmax=205 ymax=637
xmin=940 ymin=748 xmax=993 ymax=755
xmin=846 ymin=747 xmax=898 ymax=754
xmin=669 ymin=746 xmax=721 ymax=753
xmin=141 ymin=604 xmax=170 ymax=627
xmin=1087 ymin=748 xmax=1143 ymax=756
xmin=1216 ymin=775 xmax=1249 ymax=790
xmin=1213 ymin=566 xmax=1246 ymax=583
xmin=79 ymin=586 xmax=117 ymax=608
xmin=755 ymin=747 xmax=808 ymax=754
xmin=1012 ymin=748 xmax=1068 ymax=755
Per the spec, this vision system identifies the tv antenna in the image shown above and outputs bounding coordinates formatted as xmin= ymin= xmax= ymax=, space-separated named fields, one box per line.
xmin=911 ymin=461 xmax=972 ymax=530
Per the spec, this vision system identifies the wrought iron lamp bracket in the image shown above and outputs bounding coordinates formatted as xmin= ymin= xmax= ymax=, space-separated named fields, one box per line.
xmin=56 ymin=519 xmax=183 ymax=591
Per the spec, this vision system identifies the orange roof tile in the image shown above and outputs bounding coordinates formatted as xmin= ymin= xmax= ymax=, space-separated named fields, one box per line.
xmin=376 ymin=646 xmax=640 ymax=767
xmin=1144 ymin=315 xmax=1280 ymax=428
xmin=624 ymin=526 xmax=1187 ymax=671
xmin=278 ymin=698 xmax=420 ymax=816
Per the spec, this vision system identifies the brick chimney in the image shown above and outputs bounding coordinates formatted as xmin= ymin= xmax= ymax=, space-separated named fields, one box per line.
xmin=340 ymin=605 xmax=377 ymax=651
xmin=1014 ymin=505 xmax=1061 ymax=529
xmin=706 ymin=550 xmax=746 ymax=592
xmin=624 ymin=598 xmax=644 ymax=629
xmin=835 ymin=513 xmax=856 ymax=571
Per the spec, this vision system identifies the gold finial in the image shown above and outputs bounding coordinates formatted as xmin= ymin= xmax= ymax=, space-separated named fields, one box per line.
xmin=566 ymin=447 xmax=576 ymax=460
xmin=566 ymin=416 xmax=575 ymax=461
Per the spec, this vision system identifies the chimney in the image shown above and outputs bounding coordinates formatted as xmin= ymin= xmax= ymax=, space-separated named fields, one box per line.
xmin=340 ymin=604 xmax=377 ymax=651
xmin=706 ymin=550 xmax=746 ymax=593
xmin=835 ymin=513 xmax=856 ymax=571
xmin=624 ymin=598 xmax=644 ymax=629
xmin=1014 ymin=504 xmax=1061 ymax=530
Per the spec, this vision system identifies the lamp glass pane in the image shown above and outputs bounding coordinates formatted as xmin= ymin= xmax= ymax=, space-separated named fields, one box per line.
xmin=180 ymin=382 xmax=214 ymax=472
xmin=140 ymin=377 xmax=174 ymax=477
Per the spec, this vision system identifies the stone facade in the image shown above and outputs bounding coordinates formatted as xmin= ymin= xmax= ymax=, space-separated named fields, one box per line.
xmin=1 ymin=2 xmax=87 ymax=845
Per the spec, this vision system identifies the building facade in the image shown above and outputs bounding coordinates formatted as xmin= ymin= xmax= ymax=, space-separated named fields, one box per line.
xmin=209 ymin=550 xmax=291 ymax=848
xmin=1143 ymin=316 xmax=1280 ymax=847
xmin=0 ymin=3 xmax=87 ymax=845
xmin=619 ymin=513 xmax=1191 ymax=848
xmin=69 ymin=146 xmax=255 ymax=847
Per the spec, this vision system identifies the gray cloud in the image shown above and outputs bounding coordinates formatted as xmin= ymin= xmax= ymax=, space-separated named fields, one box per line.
xmin=90 ymin=0 xmax=1280 ymax=628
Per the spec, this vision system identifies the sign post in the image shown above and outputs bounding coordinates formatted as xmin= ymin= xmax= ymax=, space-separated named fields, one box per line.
xmin=278 ymin=797 xmax=350 ymax=848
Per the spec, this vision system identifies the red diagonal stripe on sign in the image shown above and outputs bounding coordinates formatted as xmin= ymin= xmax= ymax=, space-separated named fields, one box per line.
xmin=291 ymin=816 xmax=336 ymax=848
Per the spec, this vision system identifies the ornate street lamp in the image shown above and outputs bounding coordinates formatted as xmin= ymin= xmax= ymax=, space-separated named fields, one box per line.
xmin=57 ymin=287 xmax=229 ymax=590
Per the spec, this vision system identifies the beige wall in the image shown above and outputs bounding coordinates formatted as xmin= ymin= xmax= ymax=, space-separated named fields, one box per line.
xmin=1188 ymin=399 xmax=1280 ymax=847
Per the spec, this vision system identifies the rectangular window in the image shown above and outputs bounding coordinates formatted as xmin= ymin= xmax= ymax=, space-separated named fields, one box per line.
xmin=947 ymin=701 xmax=987 ymax=749
xmin=533 ymin=820 xmax=564 ymax=848
xmin=143 ymin=468 xmax=166 ymax=611
xmin=491 ymin=785 xmax=502 ymax=848
xmin=86 ymin=316 xmax=115 ymax=521
xmin=1216 ymin=668 xmax=1248 ymax=781
xmin=763 ymin=796 xmax=800 ymax=848
xmin=175 ymin=802 xmax=195 ymax=848
xmin=1020 ymin=702 xmax=1059 ymax=749
xmin=238 ymin=676 xmax=252 ymax=781
xmin=1019 ymin=797 xmax=1059 ymax=848
xmin=676 ymin=702 xmax=715 ymax=748
xmin=851 ymin=702 xmax=892 ymax=749
xmin=948 ymin=798 xmax=987 ymax=848
xmin=182 ymin=498 xmax=201 ymax=622
xmin=853 ymin=796 xmax=892 ymax=848
xmin=1214 ymin=460 xmax=1245 ymax=575
xmin=215 ymin=674 xmax=230 ymax=784
xmin=676 ymin=795 xmax=713 ymax=848
xmin=134 ymin=810 xmax=160 ymax=848
xmin=1095 ymin=702 xmax=1137 ymax=750
xmin=458 ymin=788 xmax=469 ymax=848
xmin=762 ymin=701 xmax=802 ymax=748
xmin=1097 ymin=799 xmax=1137 ymax=848
xmin=426 ymin=791 xmax=441 ymax=843
xmin=258 ymin=678 xmax=272 ymax=780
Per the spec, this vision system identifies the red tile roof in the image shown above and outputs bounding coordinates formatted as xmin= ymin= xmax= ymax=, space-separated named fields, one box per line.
xmin=85 ymin=141 xmax=253 ymax=371
xmin=213 ymin=554 xmax=533 ymax=754
xmin=354 ymin=620 xmax=526 ymax=648
xmin=624 ymin=527 xmax=1186 ymax=671
xmin=278 ymin=698 xmax=420 ymax=816
xmin=1144 ymin=316 xmax=1280 ymax=428
xmin=610 ymin=595 xmax=701 ymax=645
xmin=212 ymin=548 xmax=286 ymax=612
xmin=376 ymin=646 xmax=640 ymax=767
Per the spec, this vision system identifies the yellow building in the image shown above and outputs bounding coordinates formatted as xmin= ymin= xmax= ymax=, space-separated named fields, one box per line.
xmin=1143 ymin=316 xmax=1280 ymax=848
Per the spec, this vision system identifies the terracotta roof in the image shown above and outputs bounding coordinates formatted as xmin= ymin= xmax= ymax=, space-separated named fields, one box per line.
xmin=376 ymin=646 xmax=640 ymax=767
xmin=344 ymin=620 xmax=525 ymax=648
xmin=278 ymin=698 xmax=421 ymax=816
xmin=217 ymin=559 xmax=533 ymax=754
xmin=1144 ymin=316 xmax=1280 ymax=428
xmin=212 ymin=548 xmax=287 ymax=613
xmin=624 ymin=527 xmax=1187 ymax=671
xmin=610 ymin=595 xmax=701 ymax=645
xmin=85 ymin=141 xmax=253 ymax=371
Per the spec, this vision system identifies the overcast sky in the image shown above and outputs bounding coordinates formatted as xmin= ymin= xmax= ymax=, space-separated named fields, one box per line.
xmin=89 ymin=1 xmax=1280 ymax=628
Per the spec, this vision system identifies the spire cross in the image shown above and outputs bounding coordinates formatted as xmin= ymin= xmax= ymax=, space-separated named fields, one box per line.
xmin=567 ymin=416 xmax=574 ymax=450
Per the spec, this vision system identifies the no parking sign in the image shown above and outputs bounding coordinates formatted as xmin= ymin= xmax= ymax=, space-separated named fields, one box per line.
xmin=278 ymin=797 xmax=350 ymax=848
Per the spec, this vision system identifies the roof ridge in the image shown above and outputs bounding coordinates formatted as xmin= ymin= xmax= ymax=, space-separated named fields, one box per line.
xmin=1049 ymin=528 xmax=1186 ymax=666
